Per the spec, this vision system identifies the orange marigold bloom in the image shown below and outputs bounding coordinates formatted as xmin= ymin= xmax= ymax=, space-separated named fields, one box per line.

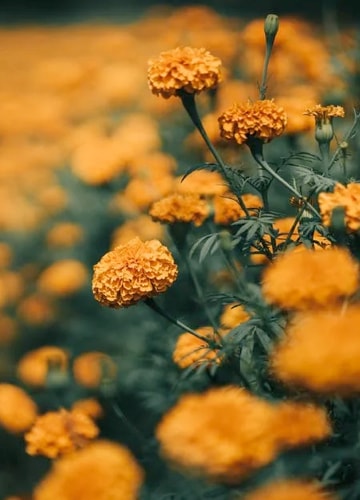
xmin=46 ymin=222 xmax=83 ymax=248
xmin=148 ymin=46 xmax=222 ymax=98
xmin=304 ymin=104 xmax=345 ymax=124
xmin=173 ymin=327 xmax=225 ymax=369
xmin=213 ymin=192 xmax=263 ymax=224
xmin=174 ymin=170 xmax=227 ymax=196
xmin=111 ymin=215 xmax=165 ymax=248
xmin=150 ymin=192 xmax=210 ymax=227
xmin=262 ymin=247 xmax=358 ymax=310
xmin=73 ymin=352 xmax=117 ymax=388
xmin=17 ymin=346 xmax=69 ymax=388
xmin=17 ymin=294 xmax=55 ymax=326
xmin=243 ymin=479 xmax=338 ymax=500
xmin=92 ymin=237 xmax=178 ymax=307
xmin=71 ymin=398 xmax=103 ymax=420
xmin=319 ymin=183 xmax=360 ymax=232
xmin=37 ymin=260 xmax=88 ymax=296
xmin=25 ymin=409 xmax=99 ymax=458
xmin=0 ymin=383 xmax=37 ymax=433
xmin=33 ymin=440 xmax=144 ymax=500
xmin=219 ymin=302 xmax=250 ymax=329
xmin=156 ymin=386 xmax=330 ymax=483
xmin=271 ymin=306 xmax=360 ymax=394
xmin=218 ymin=99 xmax=287 ymax=145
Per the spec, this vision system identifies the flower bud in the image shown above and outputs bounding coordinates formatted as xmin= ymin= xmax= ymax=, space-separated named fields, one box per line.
xmin=315 ymin=122 xmax=334 ymax=144
xmin=264 ymin=14 xmax=279 ymax=42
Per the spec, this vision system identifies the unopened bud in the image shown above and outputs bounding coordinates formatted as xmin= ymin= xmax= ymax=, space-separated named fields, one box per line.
xmin=264 ymin=14 xmax=279 ymax=43
xmin=315 ymin=122 xmax=334 ymax=144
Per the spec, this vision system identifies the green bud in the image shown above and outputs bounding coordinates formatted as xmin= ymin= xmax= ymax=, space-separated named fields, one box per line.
xmin=315 ymin=122 xmax=334 ymax=144
xmin=264 ymin=14 xmax=279 ymax=41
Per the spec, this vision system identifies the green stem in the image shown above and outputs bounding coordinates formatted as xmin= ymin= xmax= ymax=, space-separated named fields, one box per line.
xmin=319 ymin=142 xmax=330 ymax=175
xmin=259 ymin=43 xmax=272 ymax=100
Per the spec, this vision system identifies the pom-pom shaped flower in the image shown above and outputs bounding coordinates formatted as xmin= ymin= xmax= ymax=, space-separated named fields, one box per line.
xmin=271 ymin=306 xmax=360 ymax=394
xmin=218 ymin=99 xmax=287 ymax=145
xmin=33 ymin=440 xmax=144 ymax=500
xmin=173 ymin=327 xmax=226 ymax=369
xmin=150 ymin=192 xmax=210 ymax=227
xmin=318 ymin=183 xmax=360 ymax=232
xmin=38 ymin=259 xmax=88 ymax=296
xmin=148 ymin=46 xmax=222 ymax=98
xmin=303 ymin=104 xmax=345 ymax=124
xmin=262 ymin=247 xmax=359 ymax=310
xmin=25 ymin=409 xmax=99 ymax=458
xmin=73 ymin=351 xmax=117 ymax=389
xmin=243 ymin=479 xmax=338 ymax=500
xmin=0 ymin=383 xmax=38 ymax=433
xmin=17 ymin=346 xmax=69 ymax=388
xmin=213 ymin=192 xmax=263 ymax=224
xmin=92 ymin=237 xmax=178 ymax=307
xmin=156 ymin=386 xmax=330 ymax=483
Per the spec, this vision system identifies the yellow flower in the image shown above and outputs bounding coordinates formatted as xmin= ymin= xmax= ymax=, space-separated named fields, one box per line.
xmin=173 ymin=327 xmax=225 ymax=369
xmin=148 ymin=46 xmax=222 ymax=98
xmin=156 ymin=386 xmax=330 ymax=483
xmin=262 ymin=247 xmax=359 ymax=310
xmin=73 ymin=352 xmax=117 ymax=389
xmin=218 ymin=99 xmax=287 ymax=145
xmin=37 ymin=259 xmax=88 ymax=296
xmin=92 ymin=237 xmax=178 ymax=307
xmin=17 ymin=346 xmax=69 ymax=388
xmin=0 ymin=384 xmax=38 ymax=433
xmin=25 ymin=409 xmax=99 ymax=458
xmin=243 ymin=479 xmax=338 ymax=500
xmin=213 ymin=192 xmax=263 ymax=225
xmin=150 ymin=192 xmax=210 ymax=227
xmin=271 ymin=306 xmax=360 ymax=394
xmin=319 ymin=183 xmax=360 ymax=232
xmin=33 ymin=440 xmax=144 ymax=500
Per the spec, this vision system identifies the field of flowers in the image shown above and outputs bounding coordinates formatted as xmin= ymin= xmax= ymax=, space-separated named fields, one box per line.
xmin=1 ymin=5 xmax=360 ymax=499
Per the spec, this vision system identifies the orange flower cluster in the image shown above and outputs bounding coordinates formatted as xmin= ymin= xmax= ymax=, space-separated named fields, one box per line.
xmin=219 ymin=302 xmax=250 ymax=329
xmin=318 ymin=183 xmax=360 ymax=232
xmin=213 ymin=192 xmax=263 ymax=225
xmin=262 ymin=247 xmax=358 ymax=310
xmin=271 ymin=306 xmax=360 ymax=394
xmin=156 ymin=386 xmax=331 ymax=483
xmin=150 ymin=192 xmax=210 ymax=227
xmin=174 ymin=170 xmax=227 ymax=196
xmin=37 ymin=259 xmax=88 ymax=296
xmin=173 ymin=327 xmax=225 ymax=369
xmin=243 ymin=479 xmax=338 ymax=500
xmin=218 ymin=99 xmax=287 ymax=145
xmin=111 ymin=215 xmax=165 ymax=248
xmin=46 ymin=222 xmax=83 ymax=248
xmin=0 ymin=384 xmax=38 ymax=433
xmin=73 ymin=351 xmax=117 ymax=388
xmin=25 ymin=409 xmax=99 ymax=458
xmin=147 ymin=46 xmax=222 ymax=98
xmin=92 ymin=237 xmax=178 ymax=307
xmin=17 ymin=346 xmax=69 ymax=388
xmin=304 ymin=104 xmax=345 ymax=124
xmin=33 ymin=440 xmax=144 ymax=500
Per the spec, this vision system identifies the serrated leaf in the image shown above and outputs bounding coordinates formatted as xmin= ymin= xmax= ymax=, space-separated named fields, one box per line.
xmin=199 ymin=234 xmax=219 ymax=263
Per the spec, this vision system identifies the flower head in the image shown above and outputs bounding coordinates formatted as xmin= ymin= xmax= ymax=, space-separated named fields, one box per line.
xmin=73 ymin=351 xmax=117 ymax=388
xmin=38 ymin=259 xmax=88 ymax=296
xmin=271 ymin=306 xmax=360 ymax=394
xmin=148 ymin=46 xmax=222 ymax=99
xmin=156 ymin=386 xmax=330 ymax=483
xmin=0 ymin=384 xmax=38 ymax=433
xmin=219 ymin=303 xmax=250 ymax=329
xmin=33 ymin=440 xmax=144 ymax=500
xmin=319 ymin=183 xmax=360 ymax=232
xmin=262 ymin=247 xmax=359 ymax=310
xmin=218 ymin=99 xmax=287 ymax=145
xmin=173 ymin=327 xmax=225 ymax=369
xmin=150 ymin=192 xmax=210 ymax=227
xmin=25 ymin=409 xmax=99 ymax=458
xmin=92 ymin=237 xmax=178 ymax=307
xmin=213 ymin=192 xmax=263 ymax=224
xmin=17 ymin=346 xmax=69 ymax=388
xmin=243 ymin=479 xmax=338 ymax=500
xmin=304 ymin=104 xmax=345 ymax=124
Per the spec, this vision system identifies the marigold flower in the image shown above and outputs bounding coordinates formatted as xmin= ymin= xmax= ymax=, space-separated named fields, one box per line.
xmin=219 ymin=303 xmax=250 ymax=329
xmin=71 ymin=398 xmax=103 ymax=420
xmin=37 ymin=259 xmax=88 ymax=296
xmin=111 ymin=215 xmax=165 ymax=248
xmin=173 ymin=327 xmax=226 ymax=369
xmin=46 ymin=222 xmax=83 ymax=248
xmin=304 ymin=104 xmax=345 ymax=123
xmin=73 ymin=352 xmax=117 ymax=388
xmin=33 ymin=440 xmax=144 ymax=500
xmin=92 ymin=237 xmax=178 ymax=307
xmin=243 ymin=479 xmax=338 ymax=500
xmin=148 ymin=46 xmax=222 ymax=98
xmin=17 ymin=346 xmax=69 ymax=388
xmin=25 ymin=409 xmax=99 ymax=458
xmin=271 ymin=306 xmax=360 ymax=394
xmin=156 ymin=386 xmax=330 ymax=483
xmin=150 ymin=192 xmax=210 ymax=227
xmin=0 ymin=383 xmax=37 ymax=433
xmin=0 ymin=314 xmax=17 ymax=344
xmin=262 ymin=247 xmax=358 ymax=310
xmin=17 ymin=294 xmax=55 ymax=326
xmin=213 ymin=192 xmax=263 ymax=224
xmin=174 ymin=169 xmax=227 ymax=196
xmin=319 ymin=183 xmax=360 ymax=232
xmin=218 ymin=99 xmax=287 ymax=145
